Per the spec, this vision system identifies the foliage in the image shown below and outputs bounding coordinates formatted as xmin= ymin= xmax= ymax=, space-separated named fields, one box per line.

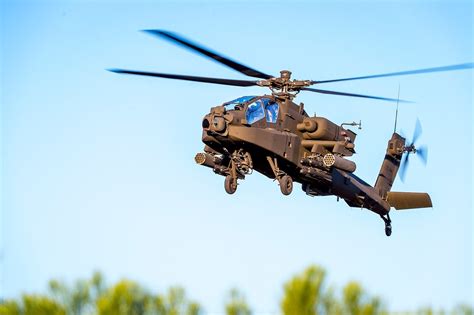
xmin=225 ymin=289 xmax=252 ymax=315
xmin=281 ymin=265 xmax=327 ymax=315
xmin=280 ymin=265 xmax=387 ymax=315
xmin=0 ymin=295 xmax=66 ymax=315
xmin=0 ymin=266 xmax=471 ymax=315
xmin=96 ymin=280 xmax=151 ymax=315
xmin=392 ymin=304 xmax=473 ymax=315
xmin=0 ymin=272 xmax=200 ymax=315
xmin=340 ymin=281 xmax=384 ymax=315
xmin=151 ymin=287 xmax=201 ymax=315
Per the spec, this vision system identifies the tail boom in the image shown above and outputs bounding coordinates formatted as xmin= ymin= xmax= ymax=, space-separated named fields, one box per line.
xmin=375 ymin=133 xmax=432 ymax=210
xmin=374 ymin=133 xmax=405 ymax=198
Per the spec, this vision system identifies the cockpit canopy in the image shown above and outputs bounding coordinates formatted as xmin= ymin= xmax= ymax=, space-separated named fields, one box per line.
xmin=223 ymin=95 xmax=257 ymax=108
xmin=223 ymin=95 xmax=279 ymax=124
xmin=246 ymin=97 xmax=279 ymax=124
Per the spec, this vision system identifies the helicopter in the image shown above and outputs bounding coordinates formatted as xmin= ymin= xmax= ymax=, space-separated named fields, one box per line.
xmin=110 ymin=30 xmax=473 ymax=236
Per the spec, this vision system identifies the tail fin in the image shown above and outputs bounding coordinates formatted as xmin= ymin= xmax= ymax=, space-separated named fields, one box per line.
xmin=374 ymin=133 xmax=405 ymax=198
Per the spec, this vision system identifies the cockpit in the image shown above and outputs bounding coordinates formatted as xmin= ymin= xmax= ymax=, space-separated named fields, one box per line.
xmin=246 ymin=97 xmax=279 ymax=124
xmin=223 ymin=95 xmax=257 ymax=109
xmin=223 ymin=96 xmax=279 ymax=124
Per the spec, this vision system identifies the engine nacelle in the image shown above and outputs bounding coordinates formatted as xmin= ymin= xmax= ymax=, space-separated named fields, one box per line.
xmin=297 ymin=117 xmax=343 ymax=141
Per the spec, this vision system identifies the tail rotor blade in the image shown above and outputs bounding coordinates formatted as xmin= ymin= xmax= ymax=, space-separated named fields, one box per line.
xmin=399 ymin=153 xmax=409 ymax=182
xmin=412 ymin=118 xmax=422 ymax=145
xmin=399 ymin=119 xmax=428 ymax=183
xmin=417 ymin=145 xmax=428 ymax=165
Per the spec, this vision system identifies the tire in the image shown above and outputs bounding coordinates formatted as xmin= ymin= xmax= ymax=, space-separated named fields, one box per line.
xmin=279 ymin=175 xmax=293 ymax=196
xmin=385 ymin=225 xmax=392 ymax=237
xmin=224 ymin=175 xmax=237 ymax=194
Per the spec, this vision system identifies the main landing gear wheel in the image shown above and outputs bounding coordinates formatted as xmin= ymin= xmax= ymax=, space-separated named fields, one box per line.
xmin=224 ymin=175 xmax=237 ymax=194
xmin=279 ymin=175 xmax=293 ymax=196
xmin=385 ymin=224 xmax=392 ymax=237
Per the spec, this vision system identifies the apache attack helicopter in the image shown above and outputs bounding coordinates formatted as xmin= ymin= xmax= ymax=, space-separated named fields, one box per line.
xmin=110 ymin=30 xmax=473 ymax=236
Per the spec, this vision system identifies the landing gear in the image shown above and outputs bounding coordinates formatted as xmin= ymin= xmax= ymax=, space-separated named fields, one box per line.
xmin=223 ymin=149 xmax=253 ymax=195
xmin=224 ymin=175 xmax=237 ymax=194
xmin=267 ymin=156 xmax=293 ymax=196
xmin=279 ymin=175 xmax=293 ymax=195
xmin=380 ymin=213 xmax=392 ymax=237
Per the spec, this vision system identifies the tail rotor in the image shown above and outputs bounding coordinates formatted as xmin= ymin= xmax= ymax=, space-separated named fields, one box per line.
xmin=399 ymin=118 xmax=428 ymax=182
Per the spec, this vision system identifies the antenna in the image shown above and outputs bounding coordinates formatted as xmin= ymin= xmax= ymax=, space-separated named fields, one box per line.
xmin=341 ymin=121 xmax=362 ymax=129
xmin=393 ymin=84 xmax=400 ymax=133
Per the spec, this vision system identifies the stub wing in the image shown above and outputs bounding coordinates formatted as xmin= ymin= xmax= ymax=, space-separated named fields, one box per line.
xmin=387 ymin=192 xmax=433 ymax=210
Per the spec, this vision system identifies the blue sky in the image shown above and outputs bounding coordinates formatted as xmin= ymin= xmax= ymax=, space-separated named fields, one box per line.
xmin=1 ymin=0 xmax=472 ymax=313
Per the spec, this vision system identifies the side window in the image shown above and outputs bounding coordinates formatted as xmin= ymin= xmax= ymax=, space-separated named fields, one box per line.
xmin=246 ymin=100 xmax=265 ymax=124
xmin=265 ymin=102 xmax=279 ymax=123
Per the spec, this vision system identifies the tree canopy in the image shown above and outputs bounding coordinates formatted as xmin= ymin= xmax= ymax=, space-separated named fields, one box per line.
xmin=0 ymin=265 xmax=471 ymax=315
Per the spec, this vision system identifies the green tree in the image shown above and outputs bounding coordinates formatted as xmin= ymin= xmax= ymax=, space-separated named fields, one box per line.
xmin=44 ymin=272 xmax=202 ymax=315
xmin=281 ymin=265 xmax=327 ymax=315
xmin=225 ymin=288 xmax=252 ymax=315
xmin=96 ymin=280 xmax=152 ymax=315
xmin=452 ymin=304 xmax=474 ymax=315
xmin=0 ymin=299 xmax=20 ymax=315
xmin=0 ymin=295 xmax=65 ymax=315
xmin=321 ymin=287 xmax=343 ymax=315
xmin=341 ymin=281 xmax=385 ymax=315
xmin=152 ymin=286 xmax=201 ymax=315
xmin=408 ymin=305 xmax=473 ymax=315
xmin=1 ymin=267 xmax=471 ymax=315
xmin=49 ymin=278 xmax=93 ymax=315
xmin=280 ymin=265 xmax=387 ymax=315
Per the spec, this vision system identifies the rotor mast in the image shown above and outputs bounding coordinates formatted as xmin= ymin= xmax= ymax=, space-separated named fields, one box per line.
xmin=257 ymin=70 xmax=312 ymax=99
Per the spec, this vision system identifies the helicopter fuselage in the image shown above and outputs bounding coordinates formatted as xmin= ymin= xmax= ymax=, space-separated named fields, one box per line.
xmin=111 ymin=29 xmax=442 ymax=236
xmin=196 ymin=95 xmax=394 ymax=217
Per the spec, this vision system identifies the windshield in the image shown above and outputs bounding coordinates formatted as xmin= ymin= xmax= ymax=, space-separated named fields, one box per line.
xmin=246 ymin=100 xmax=265 ymax=124
xmin=223 ymin=96 xmax=257 ymax=107
xmin=258 ymin=98 xmax=279 ymax=123
xmin=245 ymin=97 xmax=279 ymax=124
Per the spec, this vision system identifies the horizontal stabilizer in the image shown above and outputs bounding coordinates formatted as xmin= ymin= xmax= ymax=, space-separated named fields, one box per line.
xmin=387 ymin=192 xmax=432 ymax=210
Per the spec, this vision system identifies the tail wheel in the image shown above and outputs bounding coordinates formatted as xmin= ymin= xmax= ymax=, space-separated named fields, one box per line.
xmin=224 ymin=175 xmax=237 ymax=194
xmin=279 ymin=175 xmax=293 ymax=196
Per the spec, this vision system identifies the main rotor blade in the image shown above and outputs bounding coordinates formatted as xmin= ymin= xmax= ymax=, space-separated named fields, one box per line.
xmin=144 ymin=30 xmax=273 ymax=80
xmin=302 ymin=87 xmax=411 ymax=103
xmin=313 ymin=62 xmax=474 ymax=84
xmin=109 ymin=69 xmax=259 ymax=87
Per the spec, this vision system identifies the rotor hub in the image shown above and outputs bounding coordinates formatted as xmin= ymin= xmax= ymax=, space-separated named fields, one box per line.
xmin=257 ymin=70 xmax=312 ymax=98
xmin=280 ymin=70 xmax=292 ymax=81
